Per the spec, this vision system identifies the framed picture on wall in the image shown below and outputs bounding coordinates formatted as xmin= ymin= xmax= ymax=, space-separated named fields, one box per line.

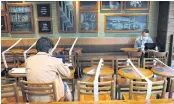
xmin=1 ymin=14 xmax=8 ymax=32
xmin=57 ymin=1 xmax=76 ymax=33
xmin=38 ymin=20 xmax=52 ymax=34
xmin=79 ymin=1 xmax=98 ymax=10
xmin=37 ymin=4 xmax=51 ymax=18
xmin=1 ymin=1 xmax=6 ymax=11
xmin=79 ymin=11 xmax=98 ymax=33
xmin=100 ymin=1 xmax=122 ymax=10
xmin=104 ymin=14 xmax=148 ymax=32
xmin=124 ymin=1 xmax=149 ymax=10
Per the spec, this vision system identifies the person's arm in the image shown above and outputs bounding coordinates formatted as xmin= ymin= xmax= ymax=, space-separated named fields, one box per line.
xmin=149 ymin=37 xmax=153 ymax=43
xmin=53 ymin=58 xmax=71 ymax=78
xmin=134 ymin=39 xmax=139 ymax=48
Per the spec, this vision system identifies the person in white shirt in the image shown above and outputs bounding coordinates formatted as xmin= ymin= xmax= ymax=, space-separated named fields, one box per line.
xmin=134 ymin=29 xmax=153 ymax=49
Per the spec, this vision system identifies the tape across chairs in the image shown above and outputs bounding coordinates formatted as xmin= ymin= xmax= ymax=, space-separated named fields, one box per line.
xmin=2 ymin=38 xmax=22 ymax=68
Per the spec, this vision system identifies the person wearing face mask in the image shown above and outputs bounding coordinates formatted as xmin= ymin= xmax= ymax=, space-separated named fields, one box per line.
xmin=134 ymin=29 xmax=153 ymax=49
xmin=25 ymin=37 xmax=72 ymax=102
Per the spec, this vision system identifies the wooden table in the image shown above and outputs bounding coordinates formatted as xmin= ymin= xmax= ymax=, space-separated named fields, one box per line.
xmin=27 ymin=49 xmax=37 ymax=54
xmin=120 ymin=48 xmax=138 ymax=58
xmin=64 ymin=48 xmax=83 ymax=54
xmin=5 ymin=99 xmax=174 ymax=104
xmin=151 ymin=65 xmax=174 ymax=78
xmin=83 ymin=66 xmax=114 ymax=77
xmin=8 ymin=49 xmax=24 ymax=53
xmin=118 ymin=67 xmax=153 ymax=79
xmin=55 ymin=48 xmax=64 ymax=53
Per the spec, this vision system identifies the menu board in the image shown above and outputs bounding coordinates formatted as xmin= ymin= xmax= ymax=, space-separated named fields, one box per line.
xmin=38 ymin=20 xmax=52 ymax=33
xmin=37 ymin=4 xmax=50 ymax=17
xmin=1 ymin=14 xmax=8 ymax=32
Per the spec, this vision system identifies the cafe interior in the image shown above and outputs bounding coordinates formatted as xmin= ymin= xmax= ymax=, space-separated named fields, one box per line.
xmin=1 ymin=1 xmax=174 ymax=104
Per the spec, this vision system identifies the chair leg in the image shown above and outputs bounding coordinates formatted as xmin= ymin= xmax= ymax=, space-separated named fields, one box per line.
xmin=117 ymin=86 xmax=121 ymax=100
xmin=72 ymin=79 xmax=75 ymax=101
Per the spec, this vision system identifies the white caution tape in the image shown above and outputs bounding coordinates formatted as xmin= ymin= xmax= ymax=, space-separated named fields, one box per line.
xmin=94 ymin=58 xmax=103 ymax=101
xmin=127 ymin=59 xmax=152 ymax=99
xmin=155 ymin=58 xmax=173 ymax=70
xmin=23 ymin=40 xmax=37 ymax=60
xmin=50 ymin=37 xmax=61 ymax=56
xmin=69 ymin=37 xmax=78 ymax=64
xmin=2 ymin=38 xmax=22 ymax=68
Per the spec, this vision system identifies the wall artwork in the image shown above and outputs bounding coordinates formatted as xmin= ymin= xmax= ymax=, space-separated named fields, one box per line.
xmin=38 ymin=20 xmax=52 ymax=34
xmin=100 ymin=1 xmax=122 ymax=10
xmin=79 ymin=11 xmax=98 ymax=33
xmin=37 ymin=4 xmax=51 ymax=18
xmin=57 ymin=1 xmax=76 ymax=33
xmin=105 ymin=14 xmax=148 ymax=32
xmin=124 ymin=1 xmax=149 ymax=10
xmin=1 ymin=1 xmax=6 ymax=11
xmin=1 ymin=14 xmax=8 ymax=32
xmin=79 ymin=1 xmax=98 ymax=10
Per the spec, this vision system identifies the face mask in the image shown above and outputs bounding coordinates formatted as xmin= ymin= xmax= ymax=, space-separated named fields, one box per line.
xmin=143 ymin=37 xmax=149 ymax=40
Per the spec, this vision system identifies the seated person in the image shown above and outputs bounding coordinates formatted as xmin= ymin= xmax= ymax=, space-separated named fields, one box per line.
xmin=134 ymin=29 xmax=153 ymax=49
xmin=25 ymin=37 xmax=72 ymax=102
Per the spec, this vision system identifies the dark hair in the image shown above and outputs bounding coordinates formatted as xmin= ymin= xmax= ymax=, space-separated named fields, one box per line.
xmin=142 ymin=29 xmax=149 ymax=33
xmin=36 ymin=37 xmax=54 ymax=53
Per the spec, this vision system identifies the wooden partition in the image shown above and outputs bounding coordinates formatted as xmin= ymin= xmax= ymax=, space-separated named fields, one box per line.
xmin=1 ymin=38 xmax=136 ymax=52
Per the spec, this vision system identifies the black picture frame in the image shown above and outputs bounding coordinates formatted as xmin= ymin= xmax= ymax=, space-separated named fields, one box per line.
xmin=1 ymin=14 xmax=8 ymax=32
xmin=100 ymin=1 xmax=122 ymax=10
xmin=104 ymin=14 xmax=148 ymax=32
xmin=38 ymin=20 xmax=52 ymax=34
xmin=37 ymin=4 xmax=51 ymax=18
xmin=124 ymin=1 xmax=149 ymax=10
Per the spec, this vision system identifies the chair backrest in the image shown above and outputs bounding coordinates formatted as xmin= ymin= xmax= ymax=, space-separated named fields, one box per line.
xmin=169 ymin=78 xmax=174 ymax=98
xmin=20 ymin=80 xmax=57 ymax=102
xmin=129 ymin=78 xmax=167 ymax=100
xmin=143 ymin=58 xmax=162 ymax=69
xmin=1 ymin=83 xmax=19 ymax=102
xmin=91 ymin=57 xmax=114 ymax=69
xmin=129 ymin=52 xmax=142 ymax=58
xmin=64 ymin=55 xmax=76 ymax=68
xmin=116 ymin=58 xmax=140 ymax=71
xmin=77 ymin=80 xmax=115 ymax=101
xmin=153 ymin=52 xmax=167 ymax=64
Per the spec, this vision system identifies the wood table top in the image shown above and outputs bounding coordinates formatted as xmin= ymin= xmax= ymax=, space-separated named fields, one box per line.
xmin=55 ymin=48 xmax=65 ymax=52
xmin=5 ymin=99 xmax=174 ymax=104
xmin=8 ymin=68 xmax=75 ymax=78
xmin=83 ymin=66 xmax=114 ymax=77
xmin=118 ymin=67 xmax=153 ymax=79
xmin=151 ymin=65 xmax=174 ymax=78
xmin=120 ymin=48 xmax=138 ymax=52
xmin=8 ymin=49 xmax=24 ymax=54
xmin=64 ymin=48 xmax=83 ymax=54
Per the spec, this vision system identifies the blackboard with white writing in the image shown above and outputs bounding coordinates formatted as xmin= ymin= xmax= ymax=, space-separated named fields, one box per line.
xmin=37 ymin=4 xmax=50 ymax=17
xmin=38 ymin=21 xmax=52 ymax=33
xmin=1 ymin=16 xmax=5 ymax=30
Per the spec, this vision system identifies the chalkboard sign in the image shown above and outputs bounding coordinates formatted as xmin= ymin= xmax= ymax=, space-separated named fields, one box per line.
xmin=38 ymin=20 xmax=52 ymax=33
xmin=37 ymin=4 xmax=51 ymax=17
xmin=124 ymin=1 xmax=149 ymax=10
xmin=1 ymin=14 xmax=8 ymax=32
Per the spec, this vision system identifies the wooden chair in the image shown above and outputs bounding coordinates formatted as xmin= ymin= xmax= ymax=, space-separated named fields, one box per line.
xmin=169 ymin=78 xmax=174 ymax=99
xmin=153 ymin=52 xmax=167 ymax=64
xmin=20 ymin=80 xmax=60 ymax=102
xmin=116 ymin=58 xmax=140 ymax=99
xmin=143 ymin=58 xmax=162 ymax=69
xmin=77 ymin=80 xmax=115 ymax=101
xmin=123 ymin=78 xmax=167 ymax=100
xmin=129 ymin=52 xmax=142 ymax=58
xmin=1 ymin=83 xmax=23 ymax=103
xmin=91 ymin=57 xmax=114 ymax=69
xmin=61 ymin=55 xmax=76 ymax=101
